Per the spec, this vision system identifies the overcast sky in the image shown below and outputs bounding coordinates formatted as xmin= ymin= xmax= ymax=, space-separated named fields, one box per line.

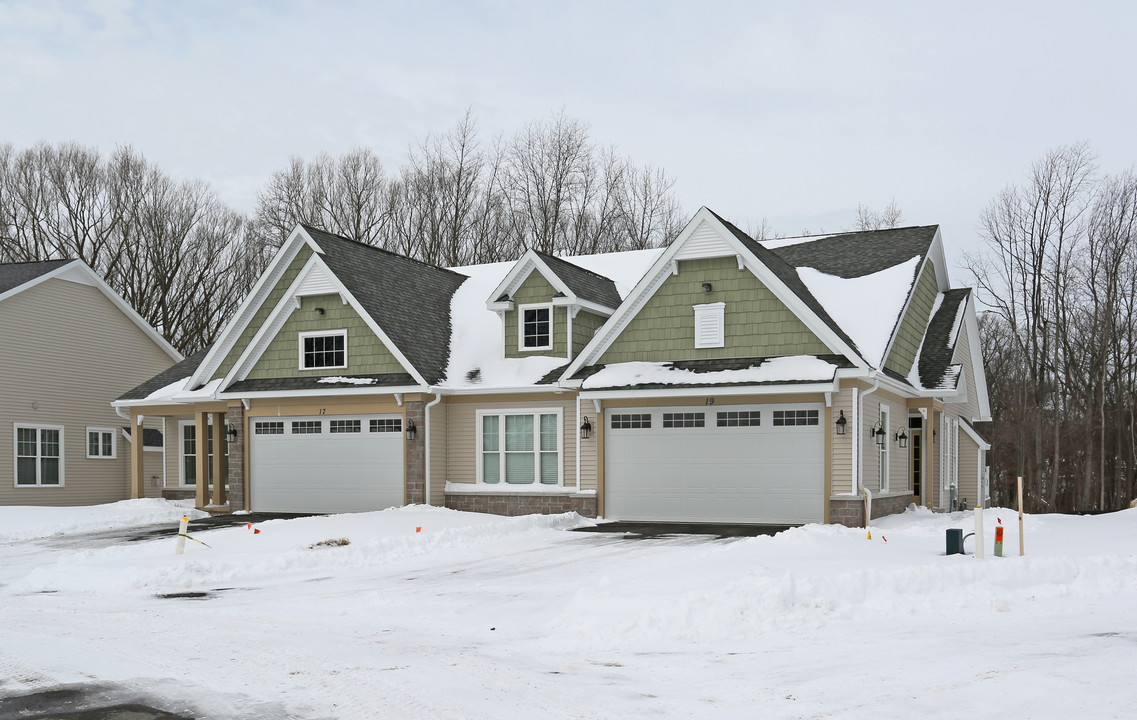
xmin=2 ymin=1 xmax=1135 ymax=272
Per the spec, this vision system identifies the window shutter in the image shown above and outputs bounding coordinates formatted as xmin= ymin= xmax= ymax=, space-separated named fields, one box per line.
xmin=693 ymin=302 xmax=725 ymax=349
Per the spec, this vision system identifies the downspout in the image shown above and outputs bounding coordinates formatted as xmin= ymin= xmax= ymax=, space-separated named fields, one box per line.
xmin=857 ymin=373 xmax=881 ymax=498
xmin=424 ymin=389 xmax=443 ymax=506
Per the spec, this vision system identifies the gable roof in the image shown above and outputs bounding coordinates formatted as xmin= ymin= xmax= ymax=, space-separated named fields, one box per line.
xmin=300 ymin=226 xmax=468 ymax=385
xmin=763 ymin=225 xmax=938 ymax=279
xmin=916 ymin=288 xmax=970 ymax=391
xmin=532 ymin=250 xmax=622 ymax=309
xmin=0 ymin=259 xmax=78 ymax=296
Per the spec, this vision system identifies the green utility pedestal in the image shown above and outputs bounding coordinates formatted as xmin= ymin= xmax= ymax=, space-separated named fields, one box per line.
xmin=946 ymin=528 xmax=964 ymax=555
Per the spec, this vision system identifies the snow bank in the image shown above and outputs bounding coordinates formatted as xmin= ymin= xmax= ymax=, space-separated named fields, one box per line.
xmin=0 ymin=498 xmax=207 ymax=542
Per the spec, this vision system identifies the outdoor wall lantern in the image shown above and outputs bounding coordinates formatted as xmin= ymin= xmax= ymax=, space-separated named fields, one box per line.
xmin=835 ymin=410 xmax=847 ymax=435
xmin=580 ymin=416 xmax=592 ymax=440
xmin=225 ymin=423 xmax=238 ymax=443
xmin=702 ymin=282 xmax=713 ymax=293
xmin=870 ymin=421 xmax=886 ymax=447
xmin=894 ymin=428 xmax=908 ymax=449
xmin=405 ymin=418 xmax=417 ymax=441
xmin=315 ymin=307 xmax=326 ymax=316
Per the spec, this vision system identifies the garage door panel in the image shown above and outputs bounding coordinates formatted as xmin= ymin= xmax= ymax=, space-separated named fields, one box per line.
xmin=605 ymin=404 xmax=824 ymax=524
xmin=250 ymin=414 xmax=404 ymax=513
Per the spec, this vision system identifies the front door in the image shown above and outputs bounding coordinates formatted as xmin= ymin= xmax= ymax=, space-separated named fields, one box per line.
xmin=908 ymin=415 xmax=923 ymax=507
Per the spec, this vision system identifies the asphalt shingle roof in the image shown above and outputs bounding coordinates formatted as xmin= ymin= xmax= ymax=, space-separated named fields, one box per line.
xmin=570 ymin=354 xmax=853 ymax=389
xmin=917 ymin=288 xmax=970 ymax=390
xmin=122 ymin=426 xmax=165 ymax=447
xmin=302 ymin=226 xmax=469 ymax=385
xmin=0 ymin=259 xmax=76 ymax=295
xmin=532 ymin=250 xmax=622 ymax=309
xmin=224 ymin=373 xmax=418 ymax=393
xmin=767 ymin=226 xmax=937 ymax=279
xmin=116 ymin=348 xmax=210 ymax=401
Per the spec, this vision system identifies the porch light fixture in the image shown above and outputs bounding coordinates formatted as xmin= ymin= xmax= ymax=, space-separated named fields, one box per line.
xmin=405 ymin=418 xmax=417 ymax=441
xmin=870 ymin=421 xmax=886 ymax=447
xmin=894 ymin=428 xmax=909 ymax=449
xmin=702 ymin=282 xmax=713 ymax=294
xmin=580 ymin=416 xmax=592 ymax=440
xmin=835 ymin=410 xmax=847 ymax=435
xmin=225 ymin=423 xmax=238 ymax=443
xmin=315 ymin=307 xmax=325 ymax=316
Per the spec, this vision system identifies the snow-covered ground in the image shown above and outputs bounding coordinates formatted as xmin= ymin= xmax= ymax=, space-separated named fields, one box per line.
xmin=1 ymin=501 xmax=1134 ymax=719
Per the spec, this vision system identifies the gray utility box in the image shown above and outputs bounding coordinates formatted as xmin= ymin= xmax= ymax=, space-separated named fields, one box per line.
xmin=946 ymin=528 xmax=964 ymax=555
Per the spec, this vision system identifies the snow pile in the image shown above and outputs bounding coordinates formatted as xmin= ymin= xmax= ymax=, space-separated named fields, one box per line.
xmin=797 ymin=256 xmax=921 ymax=365
xmin=317 ymin=376 xmax=377 ymax=385
xmin=0 ymin=498 xmax=207 ymax=542
xmin=582 ymin=355 xmax=837 ymax=388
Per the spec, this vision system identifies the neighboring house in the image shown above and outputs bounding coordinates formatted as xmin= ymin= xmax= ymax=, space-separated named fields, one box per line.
xmin=1 ymin=260 xmax=182 ymax=506
xmin=114 ymin=208 xmax=991 ymax=525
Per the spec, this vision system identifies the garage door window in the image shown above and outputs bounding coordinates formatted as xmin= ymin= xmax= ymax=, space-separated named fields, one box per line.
xmin=478 ymin=410 xmax=561 ymax=485
xmin=292 ymin=421 xmax=322 ymax=434
xmin=255 ymin=421 xmax=284 ymax=435
xmin=773 ymin=409 xmax=819 ymax=426
xmin=611 ymin=413 xmax=651 ymax=429
xmin=717 ymin=411 xmax=760 ymax=427
xmin=662 ymin=412 xmax=704 ymax=428
xmin=330 ymin=419 xmax=362 ymax=433
xmin=370 ymin=419 xmax=402 ymax=433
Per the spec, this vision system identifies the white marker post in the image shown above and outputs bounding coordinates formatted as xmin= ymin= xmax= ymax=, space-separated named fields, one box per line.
xmin=175 ymin=515 xmax=189 ymax=555
xmin=973 ymin=506 xmax=985 ymax=559
xmin=1017 ymin=476 xmax=1025 ymax=556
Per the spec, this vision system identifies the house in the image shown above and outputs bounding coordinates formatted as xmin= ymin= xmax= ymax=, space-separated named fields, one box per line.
xmin=113 ymin=208 xmax=991 ymax=525
xmin=1 ymin=260 xmax=182 ymax=506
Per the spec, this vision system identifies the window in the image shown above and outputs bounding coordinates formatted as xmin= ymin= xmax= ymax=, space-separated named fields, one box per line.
xmin=717 ymin=411 xmax=760 ymax=427
xmin=370 ymin=418 xmax=402 ymax=433
xmin=254 ymin=421 xmax=284 ymax=435
xmin=662 ymin=412 xmax=704 ymax=428
xmin=610 ymin=413 xmax=651 ymax=429
xmin=14 ymin=425 xmax=63 ymax=486
xmin=86 ymin=427 xmax=116 ymax=458
xmin=693 ymin=302 xmax=725 ymax=349
xmin=478 ymin=409 xmax=561 ymax=485
xmin=519 ymin=304 xmax=552 ymax=351
xmin=330 ymin=419 xmax=361 ymax=433
xmin=300 ymin=330 xmax=347 ymax=369
xmin=179 ymin=420 xmax=222 ymax=486
xmin=292 ymin=421 xmax=322 ymax=434
xmin=772 ymin=409 xmax=819 ymax=426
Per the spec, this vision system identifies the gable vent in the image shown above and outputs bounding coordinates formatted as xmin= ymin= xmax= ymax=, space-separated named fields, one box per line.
xmin=675 ymin=221 xmax=735 ymax=261
xmin=296 ymin=264 xmax=339 ymax=296
xmin=694 ymin=302 xmax=725 ymax=349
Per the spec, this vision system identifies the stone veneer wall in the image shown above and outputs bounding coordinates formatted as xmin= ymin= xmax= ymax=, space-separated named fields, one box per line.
xmin=405 ymin=400 xmax=425 ymax=504
xmin=829 ymin=493 xmax=912 ymax=527
xmin=445 ymin=493 xmax=598 ymax=517
xmin=226 ymin=405 xmax=246 ymax=511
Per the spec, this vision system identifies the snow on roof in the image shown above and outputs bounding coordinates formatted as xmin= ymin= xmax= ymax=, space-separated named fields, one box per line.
xmin=759 ymin=233 xmax=836 ymax=249
xmin=142 ymin=376 xmax=223 ymax=403
xmin=443 ymin=249 xmax=662 ymax=389
xmin=581 ymin=356 xmax=838 ymax=389
xmin=797 ymin=256 xmax=921 ymax=366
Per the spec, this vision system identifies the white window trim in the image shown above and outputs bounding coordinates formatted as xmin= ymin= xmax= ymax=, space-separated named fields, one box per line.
xmin=693 ymin=302 xmax=725 ymax=349
xmin=298 ymin=328 xmax=348 ymax=370
xmin=878 ymin=404 xmax=889 ymax=492
xmin=13 ymin=423 xmax=66 ymax=488
xmin=86 ymin=426 xmax=117 ymax=459
xmin=178 ymin=420 xmax=196 ymax=487
xmin=475 ymin=407 xmax=564 ymax=486
xmin=518 ymin=303 xmax=554 ymax=352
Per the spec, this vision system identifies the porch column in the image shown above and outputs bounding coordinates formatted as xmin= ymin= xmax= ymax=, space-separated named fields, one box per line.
xmin=130 ymin=412 xmax=146 ymax=499
xmin=211 ymin=411 xmax=227 ymax=507
xmin=405 ymin=400 xmax=425 ymax=504
xmin=195 ymin=410 xmax=209 ymax=508
xmin=225 ymin=405 xmax=246 ymax=511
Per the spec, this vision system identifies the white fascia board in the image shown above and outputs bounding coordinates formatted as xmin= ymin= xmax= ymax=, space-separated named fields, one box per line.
xmin=927 ymin=228 xmax=950 ymax=291
xmin=1 ymin=261 xmax=183 ymax=362
xmin=217 ymin=385 xmax=425 ymax=400
xmin=485 ymin=250 xmax=575 ymax=309
xmin=189 ymin=225 xmax=313 ymax=387
xmin=963 ymin=299 xmax=992 ymax=420
xmin=579 ymin=380 xmax=839 ymax=401
xmin=550 ymin=296 xmax=614 ymax=316
xmin=959 ymin=418 xmax=992 ymax=451
xmin=225 ymin=254 xmax=429 ymax=388
xmin=487 ymin=300 xmax=515 ymax=312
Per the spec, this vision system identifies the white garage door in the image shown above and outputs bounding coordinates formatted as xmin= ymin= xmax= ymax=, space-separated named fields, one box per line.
xmin=250 ymin=414 xmax=404 ymax=513
xmin=604 ymin=403 xmax=824 ymax=524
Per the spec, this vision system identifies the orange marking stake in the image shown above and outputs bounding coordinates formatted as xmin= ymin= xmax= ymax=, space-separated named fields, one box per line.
xmin=882 ymin=536 xmax=887 ymax=542
xmin=416 ymin=526 xmax=422 ymax=533
xmin=254 ymin=528 xmax=261 ymax=534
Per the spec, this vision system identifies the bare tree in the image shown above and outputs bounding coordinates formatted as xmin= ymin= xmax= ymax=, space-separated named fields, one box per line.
xmin=854 ymin=199 xmax=903 ymax=231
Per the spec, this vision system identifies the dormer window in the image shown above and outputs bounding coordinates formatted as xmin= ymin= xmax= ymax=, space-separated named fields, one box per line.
xmin=299 ymin=329 xmax=347 ymax=369
xmin=519 ymin=304 xmax=552 ymax=351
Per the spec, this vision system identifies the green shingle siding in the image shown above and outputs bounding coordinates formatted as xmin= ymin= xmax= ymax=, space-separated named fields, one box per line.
xmin=572 ymin=310 xmax=606 ymax=357
xmin=504 ymin=271 xmax=568 ymax=359
xmin=214 ymin=247 xmax=313 ymax=380
xmin=246 ymin=293 xmax=405 ymax=379
xmin=598 ymin=257 xmax=830 ymax=363
xmin=884 ymin=260 xmax=938 ymax=376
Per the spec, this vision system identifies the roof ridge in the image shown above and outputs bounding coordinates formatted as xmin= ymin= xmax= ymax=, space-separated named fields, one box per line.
xmin=0 ymin=257 xmax=77 ymax=267
xmin=532 ymin=249 xmax=618 ymax=282
xmin=300 ymin=224 xmax=467 ymax=279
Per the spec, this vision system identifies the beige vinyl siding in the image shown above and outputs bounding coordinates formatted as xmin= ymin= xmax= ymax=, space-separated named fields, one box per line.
xmin=214 ymin=247 xmax=314 ymax=380
xmin=884 ymin=261 xmax=938 ymax=375
xmin=599 ymin=257 xmax=830 ymax=364
xmin=860 ymin=389 xmax=909 ymax=496
xmin=245 ymin=293 xmax=406 ymax=380
xmin=504 ymin=272 xmax=568 ymax=359
xmin=957 ymin=431 xmax=980 ymax=509
xmin=164 ymin=414 xmax=195 ymax=488
xmin=948 ymin=323 xmax=982 ymax=422
xmin=429 ymin=402 xmax=447 ymax=506
xmin=0 ymin=278 xmax=175 ymax=506
xmin=443 ymin=395 xmax=581 ymax=488
xmin=830 ymin=385 xmax=855 ymax=495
